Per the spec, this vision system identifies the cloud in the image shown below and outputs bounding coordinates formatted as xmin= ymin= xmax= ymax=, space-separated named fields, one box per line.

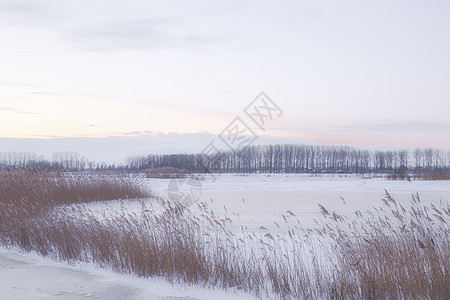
xmin=64 ymin=17 xmax=181 ymax=51
xmin=328 ymin=121 xmax=450 ymax=133
xmin=29 ymin=91 xmax=76 ymax=96
xmin=274 ymin=121 xmax=450 ymax=134
xmin=18 ymin=111 xmax=43 ymax=115
xmin=0 ymin=0 xmax=238 ymax=51
xmin=0 ymin=106 xmax=15 ymax=112
xmin=0 ymin=105 xmax=42 ymax=115
xmin=0 ymin=0 xmax=49 ymax=19
xmin=121 ymin=130 xmax=155 ymax=136
xmin=0 ymin=81 xmax=37 ymax=87
xmin=64 ymin=15 xmax=234 ymax=51
xmin=26 ymin=134 xmax=65 ymax=138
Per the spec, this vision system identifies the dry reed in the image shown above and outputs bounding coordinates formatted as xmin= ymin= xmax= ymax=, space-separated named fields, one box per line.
xmin=0 ymin=169 xmax=448 ymax=299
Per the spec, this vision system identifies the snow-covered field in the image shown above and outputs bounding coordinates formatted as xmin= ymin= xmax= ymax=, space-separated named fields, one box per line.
xmin=2 ymin=174 xmax=450 ymax=299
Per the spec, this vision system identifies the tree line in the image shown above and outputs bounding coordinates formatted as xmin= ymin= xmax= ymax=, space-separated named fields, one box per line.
xmin=1 ymin=145 xmax=450 ymax=174
xmin=125 ymin=145 xmax=450 ymax=174
xmin=0 ymin=151 xmax=115 ymax=171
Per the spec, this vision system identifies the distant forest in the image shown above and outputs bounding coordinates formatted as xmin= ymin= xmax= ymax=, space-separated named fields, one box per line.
xmin=2 ymin=144 xmax=450 ymax=175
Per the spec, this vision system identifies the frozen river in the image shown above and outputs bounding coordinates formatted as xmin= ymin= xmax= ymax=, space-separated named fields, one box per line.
xmin=146 ymin=174 xmax=450 ymax=230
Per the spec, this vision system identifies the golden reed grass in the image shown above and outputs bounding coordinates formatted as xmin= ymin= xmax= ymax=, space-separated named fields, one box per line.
xmin=0 ymin=169 xmax=448 ymax=299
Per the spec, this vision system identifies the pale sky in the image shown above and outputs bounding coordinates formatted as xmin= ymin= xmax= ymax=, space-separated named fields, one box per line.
xmin=1 ymin=0 xmax=450 ymax=158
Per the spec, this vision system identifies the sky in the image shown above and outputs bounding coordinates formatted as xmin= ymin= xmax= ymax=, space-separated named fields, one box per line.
xmin=1 ymin=0 xmax=449 ymax=162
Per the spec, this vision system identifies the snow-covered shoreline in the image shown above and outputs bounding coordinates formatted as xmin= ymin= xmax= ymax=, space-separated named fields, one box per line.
xmin=0 ymin=248 xmax=253 ymax=300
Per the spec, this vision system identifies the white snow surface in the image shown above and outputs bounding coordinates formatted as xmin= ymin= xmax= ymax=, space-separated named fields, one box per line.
xmin=145 ymin=173 xmax=450 ymax=230
xmin=0 ymin=248 xmax=252 ymax=300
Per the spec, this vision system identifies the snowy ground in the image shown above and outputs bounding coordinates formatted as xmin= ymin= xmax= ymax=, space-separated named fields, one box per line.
xmin=0 ymin=248 xmax=251 ymax=300
xmin=2 ymin=174 xmax=450 ymax=299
